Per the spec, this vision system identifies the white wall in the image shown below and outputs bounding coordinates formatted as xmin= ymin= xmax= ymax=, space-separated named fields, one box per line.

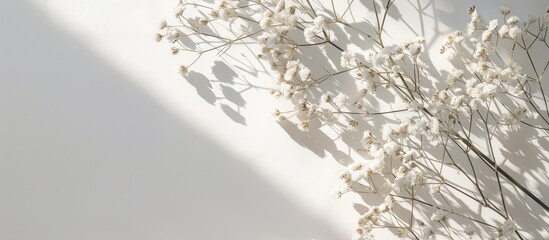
xmin=0 ymin=0 xmax=547 ymax=239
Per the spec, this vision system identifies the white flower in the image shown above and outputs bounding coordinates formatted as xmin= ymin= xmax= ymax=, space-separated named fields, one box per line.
xmin=284 ymin=60 xmax=299 ymax=81
xmin=279 ymin=82 xmax=293 ymax=97
xmin=392 ymin=175 xmax=407 ymax=194
xmin=274 ymin=0 xmax=285 ymax=13
xmin=364 ymin=49 xmax=376 ymax=62
xmin=507 ymin=16 xmax=520 ymax=26
xmin=159 ymin=19 xmax=168 ymax=30
xmin=321 ymin=93 xmax=332 ymax=103
xmin=469 ymin=98 xmax=482 ymax=110
xmin=429 ymin=117 xmax=440 ymax=135
xmin=488 ymin=19 xmax=499 ymax=32
xmin=500 ymin=6 xmax=511 ymax=16
xmin=298 ymin=66 xmax=311 ymax=81
xmin=383 ymin=141 xmax=399 ymax=156
xmin=259 ymin=15 xmax=273 ymax=29
xmin=464 ymin=226 xmax=475 ymax=236
xmin=403 ymin=38 xmax=424 ymax=57
xmin=499 ymin=24 xmax=510 ymax=38
xmin=508 ymin=26 xmax=522 ymax=40
xmin=338 ymin=169 xmax=352 ymax=184
xmin=361 ymin=130 xmax=374 ymax=147
xmin=403 ymin=150 xmax=419 ymax=162
xmin=431 ymin=209 xmax=449 ymax=221
xmin=214 ymin=0 xmax=238 ymax=21
xmin=258 ymin=32 xmax=275 ymax=46
xmin=275 ymin=110 xmax=288 ymax=122
xmin=384 ymin=195 xmax=395 ymax=208
xmin=334 ymin=93 xmax=348 ymax=106
xmin=482 ymin=83 xmax=498 ymax=97
xmin=166 ymin=28 xmax=181 ymax=43
xmin=304 ymin=27 xmax=317 ymax=42
xmin=465 ymin=77 xmax=477 ymax=88
xmin=381 ymin=124 xmax=394 ymax=140
xmin=174 ymin=5 xmax=185 ymax=17
xmin=341 ymin=51 xmax=355 ymax=67
xmin=179 ymin=65 xmax=188 ymax=76
xmin=429 ymin=184 xmax=441 ymax=196
xmin=199 ymin=18 xmax=209 ymax=25
xmin=493 ymin=218 xmax=516 ymax=239
xmin=421 ymin=225 xmax=434 ymax=239
xmin=319 ymin=108 xmax=337 ymax=125
xmin=500 ymin=218 xmax=517 ymax=237
xmin=313 ymin=15 xmax=327 ymax=29
xmin=368 ymin=144 xmax=385 ymax=160
xmin=450 ymin=95 xmax=465 ymax=110
xmin=371 ymin=52 xmax=386 ymax=66
xmin=347 ymin=119 xmax=359 ymax=131
xmin=444 ymin=48 xmax=457 ymax=60
xmin=348 ymin=161 xmax=367 ymax=181
xmin=543 ymin=11 xmax=549 ymax=26
xmin=397 ymin=228 xmax=410 ymax=238
xmin=481 ymin=30 xmax=492 ymax=42
xmin=470 ymin=7 xmax=480 ymax=22
xmin=352 ymin=229 xmax=374 ymax=240
xmin=466 ymin=22 xmax=476 ymax=36
xmin=298 ymin=120 xmax=310 ymax=131
xmin=454 ymin=34 xmax=464 ymax=43
xmin=331 ymin=183 xmax=351 ymax=199
xmin=155 ymin=33 xmax=163 ymax=42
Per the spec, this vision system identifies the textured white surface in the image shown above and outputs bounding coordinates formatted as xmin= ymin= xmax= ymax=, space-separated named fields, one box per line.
xmin=1 ymin=0 xmax=548 ymax=239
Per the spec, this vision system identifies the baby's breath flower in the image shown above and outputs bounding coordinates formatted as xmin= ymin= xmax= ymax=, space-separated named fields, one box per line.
xmin=462 ymin=226 xmax=474 ymax=236
xmin=498 ymin=24 xmax=510 ymax=37
xmin=313 ymin=15 xmax=327 ymax=29
xmin=500 ymin=6 xmax=511 ymax=16
xmin=171 ymin=47 xmax=180 ymax=55
xmin=179 ymin=65 xmax=188 ymax=76
xmin=331 ymin=184 xmax=350 ymax=199
xmin=166 ymin=28 xmax=181 ymax=43
xmin=431 ymin=209 xmax=449 ymax=222
xmin=298 ymin=120 xmax=310 ymax=132
xmin=429 ymin=184 xmax=441 ymax=196
xmin=397 ymin=228 xmax=409 ymax=238
xmin=481 ymin=30 xmax=492 ymax=42
xmin=488 ymin=19 xmax=499 ymax=32
xmin=320 ymin=93 xmax=332 ymax=103
xmin=383 ymin=141 xmax=399 ymax=156
xmin=508 ymin=26 xmax=522 ymax=40
xmin=493 ymin=218 xmax=517 ymax=238
xmin=334 ymin=93 xmax=348 ymax=106
xmin=274 ymin=0 xmax=285 ymax=13
xmin=174 ymin=5 xmax=185 ymax=17
xmin=304 ymin=27 xmax=317 ymax=43
xmin=421 ymin=225 xmax=434 ymax=238
xmin=159 ymin=19 xmax=168 ymax=30
xmin=507 ymin=16 xmax=520 ymax=26
xmin=259 ymin=16 xmax=272 ymax=29
xmin=298 ymin=67 xmax=311 ymax=81
xmin=341 ymin=50 xmax=355 ymax=68
xmin=348 ymin=119 xmax=359 ymax=131
xmin=155 ymin=33 xmax=163 ymax=42
xmin=199 ymin=18 xmax=209 ymax=25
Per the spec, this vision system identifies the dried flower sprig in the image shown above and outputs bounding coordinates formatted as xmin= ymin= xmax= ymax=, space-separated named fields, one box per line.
xmin=157 ymin=1 xmax=549 ymax=239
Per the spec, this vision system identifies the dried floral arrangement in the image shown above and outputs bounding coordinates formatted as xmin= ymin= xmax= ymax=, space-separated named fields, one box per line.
xmin=156 ymin=0 xmax=549 ymax=239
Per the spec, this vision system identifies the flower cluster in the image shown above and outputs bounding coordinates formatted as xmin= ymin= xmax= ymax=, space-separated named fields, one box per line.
xmin=157 ymin=1 xmax=549 ymax=239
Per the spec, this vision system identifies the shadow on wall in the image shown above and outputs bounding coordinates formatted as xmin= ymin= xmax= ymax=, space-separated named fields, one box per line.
xmin=0 ymin=1 xmax=345 ymax=240
xmin=176 ymin=0 xmax=549 ymax=238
